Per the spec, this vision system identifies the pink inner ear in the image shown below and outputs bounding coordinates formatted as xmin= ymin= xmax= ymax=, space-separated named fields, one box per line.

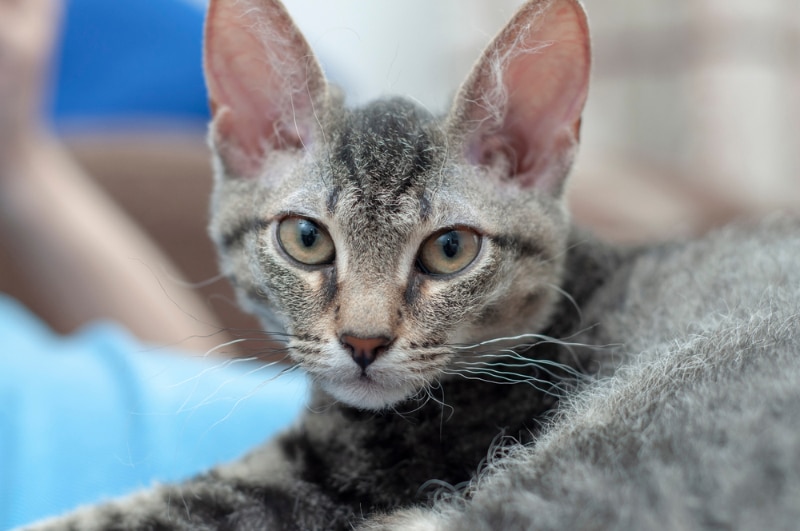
xmin=211 ymin=106 xmax=269 ymax=178
xmin=203 ymin=0 xmax=326 ymax=179
xmin=456 ymin=0 xmax=590 ymax=194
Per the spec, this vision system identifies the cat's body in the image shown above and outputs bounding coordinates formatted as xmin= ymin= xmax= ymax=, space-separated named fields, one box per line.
xmin=24 ymin=0 xmax=800 ymax=529
xmin=402 ymin=216 xmax=800 ymax=530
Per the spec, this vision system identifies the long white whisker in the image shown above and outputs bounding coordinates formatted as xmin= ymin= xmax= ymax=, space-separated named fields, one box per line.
xmin=168 ymin=353 xmax=262 ymax=389
xmin=453 ymin=359 xmax=587 ymax=381
xmin=456 ymin=351 xmax=588 ymax=370
xmin=451 ymin=329 xmax=601 ymax=351
xmin=178 ymin=355 xmax=295 ymax=414
xmin=450 ymin=366 xmax=560 ymax=387
xmin=201 ymin=364 xmax=303 ymax=434
xmin=441 ymin=369 xmax=566 ymax=398
xmin=200 ymin=337 xmax=261 ymax=358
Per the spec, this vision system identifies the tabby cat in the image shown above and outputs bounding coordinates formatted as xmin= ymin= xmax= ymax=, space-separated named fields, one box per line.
xmin=26 ymin=0 xmax=800 ymax=529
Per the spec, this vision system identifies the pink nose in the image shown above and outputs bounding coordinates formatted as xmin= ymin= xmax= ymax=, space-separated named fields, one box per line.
xmin=340 ymin=334 xmax=392 ymax=370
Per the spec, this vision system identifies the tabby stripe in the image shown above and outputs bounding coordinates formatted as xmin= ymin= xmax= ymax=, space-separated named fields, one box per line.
xmin=222 ymin=218 xmax=271 ymax=249
xmin=419 ymin=194 xmax=431 ymax=221
xmin=490 ymin=234 xmax=548 ymax=260
xmin=326 ymin=186 xmax=341 ymax=214
xmin=321 ymin=266 xmax=338 ymax=308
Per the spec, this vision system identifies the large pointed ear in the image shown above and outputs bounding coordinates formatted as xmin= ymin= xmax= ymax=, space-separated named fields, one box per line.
xmin=449 ymin=0 xmax=590 ymax=195
xmin=203 ymin=0 xmax=327 ymax=178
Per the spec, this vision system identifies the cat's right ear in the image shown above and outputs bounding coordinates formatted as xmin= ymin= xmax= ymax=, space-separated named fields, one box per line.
xmin=204 ymin=0 xmax=327 ymax=179
xmin=449 ymin=0 xmax=590 ymax=196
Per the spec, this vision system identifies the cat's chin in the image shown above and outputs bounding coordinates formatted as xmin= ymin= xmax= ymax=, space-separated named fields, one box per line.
xmin=318 ymin=376 xmax=419 ymax=411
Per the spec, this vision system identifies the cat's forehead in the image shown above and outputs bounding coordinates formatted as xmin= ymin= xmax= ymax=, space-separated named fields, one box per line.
xmin=266 ymin=97 xmax=481 ymax=238
xmin=326 ymin=98 xmax=442 ymax=206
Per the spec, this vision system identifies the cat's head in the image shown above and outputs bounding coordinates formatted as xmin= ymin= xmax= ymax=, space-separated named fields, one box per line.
xmin=203 ymin=0 xmax=590 ymax=410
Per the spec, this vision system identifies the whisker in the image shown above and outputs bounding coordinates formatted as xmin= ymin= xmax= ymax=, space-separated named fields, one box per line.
xmin=428 ymin=379 xmax=455 ymax=429
xmin=390 ymin=393 xmax=431 ymax=418
xmin=163 ymin=272 xmax=229 ymax=290
xmin=455 ymin=350 xmax=589 ymax=371
xmin=167 ymin=354 xmax=260 ymax=389
xmin=452 ymin=358 xmax=586 ymax=381
xmin=223 ymin=328 xmax=296 ymax=341
xmin=446 ymin=324 xmax=621 ymax=378
xmin=448 ymin=366 xmax=560 ymax=387
xmin=202 ymin=337 xmax=262 ymax=358
xmin=545 ymin=281 xmax=583 ymax=322
xmin=127 ymin=258 xmax=225 ymax=329
xmin=138 ymin=327 xmax=239 ymax=353
xmin=180 ymin=355 xmax=293 ymax=396
xmin=200 ymin=364 xmax=304 ymax=434
xmin=451 ymin=330 xmax=596 ymax=351
xmin=416 ymin=380 xmax=454 ymax=423
xmin=177 ymin=354 xmax=295 ymax=414
xmin=441 ymin=369 xmax=567 ymax=398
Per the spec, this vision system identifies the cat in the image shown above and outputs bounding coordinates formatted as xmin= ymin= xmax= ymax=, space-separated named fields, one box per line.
xmin=24 ymin=0 xmax=800 ymax=529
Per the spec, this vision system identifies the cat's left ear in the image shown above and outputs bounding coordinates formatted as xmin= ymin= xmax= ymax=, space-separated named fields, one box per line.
xmin=449 ymin=0 xmax=590 ymax=195
xmin=204 ymin=0 xmax=327 ymax=179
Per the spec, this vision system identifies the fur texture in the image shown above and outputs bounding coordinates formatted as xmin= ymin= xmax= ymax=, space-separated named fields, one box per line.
xmin=365 ymin=217 xmax=800 ymax=530
xmin=22 ymin=0 xmax=800 ymax=529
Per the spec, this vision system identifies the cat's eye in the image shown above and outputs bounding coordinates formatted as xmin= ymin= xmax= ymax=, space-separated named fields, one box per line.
xmin=277 ymin=217 xmax=335 ymax=266
xmin=417 ymin=228 xmax=481 ymax=276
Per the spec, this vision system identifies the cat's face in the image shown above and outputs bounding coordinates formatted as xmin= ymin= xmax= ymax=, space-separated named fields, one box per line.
xmin=210 ymin=99 xmax=570 ymax=408
xmin=204 ymin=0 xmax=589 ymax=409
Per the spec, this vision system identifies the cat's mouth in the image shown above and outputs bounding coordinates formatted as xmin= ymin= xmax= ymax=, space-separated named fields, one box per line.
xmin=319 ymin=373 xmax=418 ymax=411
xmin=297 ymin=342 xmax=447 ymax=410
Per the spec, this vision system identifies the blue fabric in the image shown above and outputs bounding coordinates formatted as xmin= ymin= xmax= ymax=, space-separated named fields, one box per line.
xmin=49 ymin=0 xmax=210 ymax=126
xmin=0 ymin=296 xmax=308 ymax=529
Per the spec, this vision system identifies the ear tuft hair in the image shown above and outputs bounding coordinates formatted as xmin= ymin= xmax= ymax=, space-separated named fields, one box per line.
xmin=203 ymin=0 xmax=328 ymax=178
xmin=449 ymin=0 xmax=590 ymax=195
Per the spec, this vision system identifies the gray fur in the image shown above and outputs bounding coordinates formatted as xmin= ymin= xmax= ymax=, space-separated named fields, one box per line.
xmin=365 ymin=217 xmax=800 ymax=530
xmin=22 ymin=0 xmax=800 ymax=529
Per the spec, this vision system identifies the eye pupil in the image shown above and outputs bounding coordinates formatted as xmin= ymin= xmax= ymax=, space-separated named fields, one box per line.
xmin=440 ymin=232 xmax=460 ymax=258
xmin=299 ymin=221 xmax=318 ymax=248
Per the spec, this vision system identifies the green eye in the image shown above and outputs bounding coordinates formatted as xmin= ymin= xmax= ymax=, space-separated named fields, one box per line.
xmin=417 ymin=228 xmax=481 ymax=276
xmin=277 ymin=217 xmax=335 ymax=266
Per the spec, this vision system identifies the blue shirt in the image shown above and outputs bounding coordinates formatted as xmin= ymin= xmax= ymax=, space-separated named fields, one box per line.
xmin=0 ymin=295 xmax=307 ymax=529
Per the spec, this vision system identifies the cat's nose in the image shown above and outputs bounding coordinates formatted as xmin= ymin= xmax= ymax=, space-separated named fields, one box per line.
xmin=340 ymin=334 xmax=392 ymax=370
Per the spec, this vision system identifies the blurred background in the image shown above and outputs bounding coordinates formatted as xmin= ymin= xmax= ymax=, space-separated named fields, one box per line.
xmin=2 ymin=0 xmax=799 ymax=347
xmin=0 ymin=0 xmax=797 ymax=526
